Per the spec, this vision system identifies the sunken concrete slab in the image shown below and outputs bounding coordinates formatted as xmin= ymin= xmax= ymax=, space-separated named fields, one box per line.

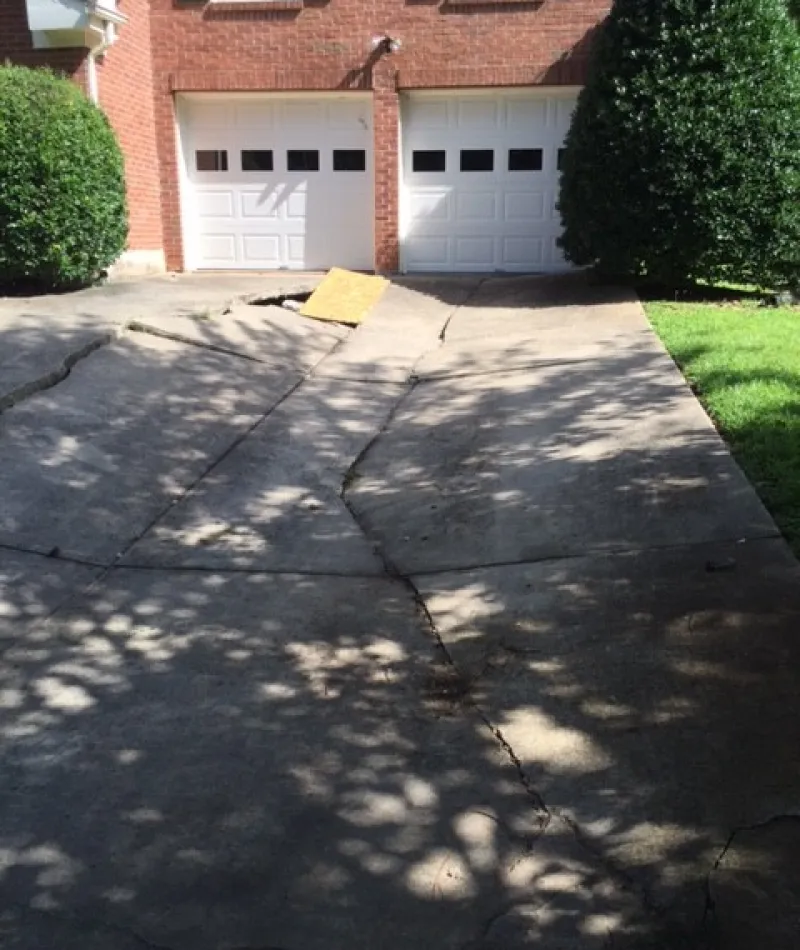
xmin=0 ymin=274 xmax=320 ymax=409
xmin=0 ymin=333 xmax=304 ymax=564
xmin=0 ymin=569 xmax=647 ymax=950
xmin=313 ymin=278 xmax=481 ymax=383
xmin=123 ymin=378 xmax=405 ymax=573
xmin=441 ymin=274 xmax=637 ymax=344
xmin=416 ymin=537 xmax=800 ymax=927
xmin=130 ymin=301 xmax=348 ymax=371
xmin=415 ymin=297 xmax=663 ymax=379
xmin=0 ymin=547 xmax=99 ymax=642
xmin=346 ymin=350 xmax=778 ymax=575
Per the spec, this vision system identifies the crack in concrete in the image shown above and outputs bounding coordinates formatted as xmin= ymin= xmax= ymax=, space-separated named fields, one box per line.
xmin=0 ymin=539 xmax=106 ymax=569
xmin=340 ymin=379 xmax=417 ymax=494
xmin=335 ymin=359 xmax=665 ymax=936
xmin=0 ymin=329 xmax=124 ymax=414
xmin=126 ymin=320 xmax=269 ymax=364
xmin=701 ymin=812 xmax=800 ymax=938
xmin=437 ymin=277 xmax=487 ymax=344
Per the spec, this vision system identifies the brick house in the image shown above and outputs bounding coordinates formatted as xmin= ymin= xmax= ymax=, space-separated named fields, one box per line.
xmin=4 ymin=0 xmax=609 ymax=275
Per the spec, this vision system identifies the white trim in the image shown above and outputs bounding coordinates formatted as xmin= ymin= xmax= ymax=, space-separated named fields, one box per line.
xmin=403 ymin=85 xmax=582 ymax=99
xmin=174 ymin=96 xmax=199 ymax=272
xmin=178 ymin=91 xmax=372 ymax=104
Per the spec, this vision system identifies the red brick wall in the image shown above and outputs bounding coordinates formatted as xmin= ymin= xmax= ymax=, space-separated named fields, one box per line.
xmin=0 ymin=0 xmax=162 ymax=256
xmin=96 ymin=0 xmax=164 ymax=254
xmin=150 ymin=0 xmax=611 ymax=270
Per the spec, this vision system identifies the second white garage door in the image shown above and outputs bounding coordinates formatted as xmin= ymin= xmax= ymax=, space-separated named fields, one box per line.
xmin=179 ymin=95 xmax=374 ymax=271
xmin=400 ymin=90 xmax=578 ymax=273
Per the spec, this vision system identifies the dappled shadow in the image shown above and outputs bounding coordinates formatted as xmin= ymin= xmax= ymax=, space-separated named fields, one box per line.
xmin=1 ymin=274 xmax=799 ymax=948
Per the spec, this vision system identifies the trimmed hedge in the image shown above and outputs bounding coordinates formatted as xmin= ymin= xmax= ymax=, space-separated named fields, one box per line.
xmin=558 ymin=0 xmax=800 ymax=290
xmin=0 ymin=65 xmax=128 ymax=291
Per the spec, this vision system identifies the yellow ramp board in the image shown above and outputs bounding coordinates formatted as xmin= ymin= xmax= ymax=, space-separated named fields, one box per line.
xmin=300 ymin=267 xmax=388 ymax=326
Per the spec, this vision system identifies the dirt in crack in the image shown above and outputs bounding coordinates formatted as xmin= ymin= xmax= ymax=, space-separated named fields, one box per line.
xmin=248 ymin=291 xmax=312 ymax=309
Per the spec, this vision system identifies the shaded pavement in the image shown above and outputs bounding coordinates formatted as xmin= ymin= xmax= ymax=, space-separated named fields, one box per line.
xmin=0 ymin=273 xmax=798 ymax=949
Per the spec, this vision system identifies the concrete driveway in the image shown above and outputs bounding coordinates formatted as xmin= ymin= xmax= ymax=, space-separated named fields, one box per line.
xmin=1 ymin=274 xmax=799 ymax=949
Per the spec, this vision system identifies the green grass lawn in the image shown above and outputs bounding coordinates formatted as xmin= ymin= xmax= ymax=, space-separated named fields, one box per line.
xmin=645 ymin=300 xmax=800 ymax=555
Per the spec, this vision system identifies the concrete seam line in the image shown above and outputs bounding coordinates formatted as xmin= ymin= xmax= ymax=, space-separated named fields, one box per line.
xmin=406 ymin=533 xmax=785 ymax=578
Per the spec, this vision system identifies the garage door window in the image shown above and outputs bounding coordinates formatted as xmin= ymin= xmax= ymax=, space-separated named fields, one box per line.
xmin=508 ymin=148 xmax=543 ymax=172
xmin=460 ymin=149 xmax=494 ymax=172
xmin=333 ymin=149 xmax=366 ymax=172
xmin=241 ymin=149 xmax=274 ymax=172
xmin=196 ymin=149 xmax=228 ymax=172
xmin=412 ymin=150 xmax=446 ymax=173
xmin=287 ymin=150 xmax=320 ymax=172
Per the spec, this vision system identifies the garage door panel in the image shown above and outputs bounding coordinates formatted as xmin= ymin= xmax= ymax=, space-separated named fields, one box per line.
xmin=236 ymin=102 xmax=276 ymax=128
xmin=402 ymin=90 xmax=577 ymax=273
xmin=406 ymin=236 xmax=450 ymax=269
xmin=199 ymin=234 xmax=237 ymax=264
xmin=240 ymin=190 xmax=279 ymax=219
xmin=284 ymin=190 xmax=307 ymax=220
xmin=242 ymin=234 xmax=281 ymax=265
xmin=410 ymin=99 xmax=450 ymax=129
xmin=327 ymin=100 xmax=372 ymax=129
xmin=503 ymin=236 xmax=544 ymax=268
xmin=503 ymin=191 xmax=546 ymax=222
xmin=457 ymin=98 xmax=499 ymax=128
xmin=506 ymin=99 xmax=548 ymax=127
xmin=455 ymin=236 xmax=495 ymax=267
xmin=408 ymin=191 xmax=451 ymax=223
xmin=196 ymin=191 xmax=235 ymax=218
xmin=182 ymin=95 xmax=373 ymax=271
xmin=456 ymin=191 xmax=497 ymax=222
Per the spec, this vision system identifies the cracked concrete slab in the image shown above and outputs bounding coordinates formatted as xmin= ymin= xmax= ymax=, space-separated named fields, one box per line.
xmin=413 ymin=301 xmax=663 ymax=380
xmin=0 ymin=333 xmax=305 ymax=563
xmin=123 ymin=377 xmax=405 ymax=573
xmin=0 ymin=569 xmax=645 ymax=950
xmin=0 ymin=548 xmax=99 ymax=642
xmin=346 ymin=349 xmax=777 ymax=575
xmin=440 ymin=275 xmax=637 ymax=345
xmin=313 ymin=277 xmax=480 ymax=382
xmin=415 ymin=537 xmax=800 ymax=925
xmin=0 ymin=273 xmax=320 ymax=409
xmin=130 ymin=301 xmax=348 ymax=371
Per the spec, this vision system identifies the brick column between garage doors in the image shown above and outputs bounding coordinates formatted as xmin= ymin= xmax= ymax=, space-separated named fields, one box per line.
xmin=373 ymin=65 xmax=400 ymax=274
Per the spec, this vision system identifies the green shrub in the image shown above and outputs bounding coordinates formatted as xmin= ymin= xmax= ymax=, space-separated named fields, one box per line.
xmin=558 ymin=0 xmax=800 ymax=291
xmin=0 ymin=64 xmax=128 ymax=291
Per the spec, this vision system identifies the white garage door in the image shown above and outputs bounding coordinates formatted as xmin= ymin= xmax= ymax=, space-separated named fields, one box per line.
xmin=400 ymin=90 xmax=578 ymax=273
xmin=179 ymin=95 xmax=374 ymax=271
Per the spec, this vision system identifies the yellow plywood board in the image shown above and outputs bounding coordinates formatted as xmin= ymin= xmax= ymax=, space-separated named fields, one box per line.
xmin=300 ymin=268 xmax=388 ymax=326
